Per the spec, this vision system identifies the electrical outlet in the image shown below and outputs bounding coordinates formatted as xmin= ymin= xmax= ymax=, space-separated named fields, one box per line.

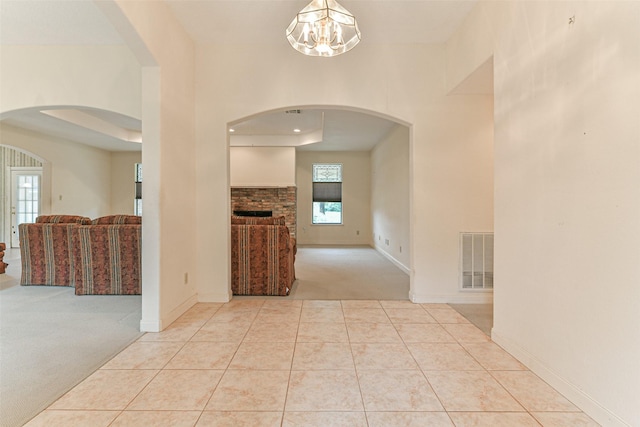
xmin=184 ymin=272 xmax=188 ymax=285
xmin=400 ymin=246 xmax=402 ymax=253
xmin=385 ymin=239 xmax=390 ymax=246
xmin=356 ymin=230 xmax=360 ymax=235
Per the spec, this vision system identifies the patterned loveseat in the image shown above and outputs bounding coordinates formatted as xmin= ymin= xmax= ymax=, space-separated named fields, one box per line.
xmin=19 ymin=215 xmax=141 ymax=295
xmin=231 ymin=216 xmax=296 ymax=296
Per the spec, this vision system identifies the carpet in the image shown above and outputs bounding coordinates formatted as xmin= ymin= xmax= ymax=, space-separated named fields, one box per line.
xmin=0 ymin=284 xmax=142 ymax=427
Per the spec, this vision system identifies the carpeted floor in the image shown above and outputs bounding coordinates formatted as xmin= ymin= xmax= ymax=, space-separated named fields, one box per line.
xmin=0 ymin=251 xmax=142 ymax=427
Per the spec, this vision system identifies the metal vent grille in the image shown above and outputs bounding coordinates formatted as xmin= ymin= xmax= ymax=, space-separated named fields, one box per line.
xmin=285 ymin=109 xmax=302 ymax=114
xmin=460 ymin=233 xmax=494 ymax=290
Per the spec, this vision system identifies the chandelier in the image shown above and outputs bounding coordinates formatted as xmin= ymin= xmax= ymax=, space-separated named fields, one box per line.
xmin=286 ymin=0 xmax=361 ymax=57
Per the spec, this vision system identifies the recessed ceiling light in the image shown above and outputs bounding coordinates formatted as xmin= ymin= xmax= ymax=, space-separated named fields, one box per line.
xmin=229 ymin=128 xmax=235 ymax=132
xmin=293 ymin=129 xmax=301 ymax=133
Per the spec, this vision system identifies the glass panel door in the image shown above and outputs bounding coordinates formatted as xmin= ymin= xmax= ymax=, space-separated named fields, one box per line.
xmin=11 ymin=169 xmax=42 ymax=248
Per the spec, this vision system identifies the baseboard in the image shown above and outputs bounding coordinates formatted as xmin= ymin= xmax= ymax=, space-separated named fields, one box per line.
xmin=491 ymin=329 xmax=629 ymax=427
xmin=140 ymin=293 xmax=199 ymax=332
xmin=409 ymin=291 xmax=493 ymax=304
xmin=373 ymin=245 xmax=410 ymax=274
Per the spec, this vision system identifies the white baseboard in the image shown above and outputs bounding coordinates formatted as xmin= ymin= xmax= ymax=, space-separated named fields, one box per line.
xmin=374 ymin=245 xmax=410 ymax=275
xmin=139 ymin=319 xmax=163 ymax=332
xmin=409 ymin=291 xmax=493 ymax=304
xmin=140 ymin=293 xmax=199 ymax=332
xmin=491 ymin=329 xmax=629 ymax=427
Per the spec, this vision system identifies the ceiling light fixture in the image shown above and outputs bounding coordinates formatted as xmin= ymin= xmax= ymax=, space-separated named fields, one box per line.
xmin=286 ymin=0 xmax=361 ymax=57
xmin=294 ymin=129 xmax=301 ymax=133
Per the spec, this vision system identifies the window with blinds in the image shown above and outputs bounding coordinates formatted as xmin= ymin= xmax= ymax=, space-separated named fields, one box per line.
xmin=312 ymin=164 xmax=342 ymax=224
xmin=460 ymin=232 xmax=494 ymax=290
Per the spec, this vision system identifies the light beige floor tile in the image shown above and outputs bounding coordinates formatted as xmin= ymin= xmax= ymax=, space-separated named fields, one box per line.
xmin=420 ymin=303 xmax=451 ymax=310
xmin=254 ymin=312 xmax=300 ymax=323
xmin=351 ymin=343 xmax=417 ymax=370
xmin=491 ymin=371 xmax=579 ymax=412
xmin=395 ymin=323 xmax=457 ymax=343
xmin=24 ymin=410 xmax=119 ymax=427
xmin=300 ymin=307 xmax=344 ymax=322
xmin=531 ymin=412 xmax=601 ymax=426
xmin=111 ymin=410 xmax=201 ymax=427
xmin=229 ymin=341 xmax=295 ymax=370
xmin=206 ymin=370 xmax=290 ymax=411
xmin=286 ymin=370 xmax=363 ymax=411
xmin=49 ymin=370 xmax=157 ymax=410
xmin=101 ymin=341 xmax=184 ymax=370
xmin=426 ymin=371 xmax=525 ymax=412
xmin=380 ymin=300 xmax=423 ymax=309
xmin=341 ymin=300 xmax=382 ymax=309
xmin=223 ymin=299 xmax=265 ymax=310
xmin=258 ymin=305 xmax=301 ymax=315
xmin=262 ymin=299 xmax=303 ymax=309
xmin=296 ymin=322 xmax=348 ymax=342
xmin=137 ymin=323 xmax=200 ymax=342
xmin=174 ymin=304 xmax=223 ymax=325
xmin=442 ymin=324 xmax=491 ymax=343
xmin=385 ymin=308 xmax=437 ymax=324
xmin=346 ymin=322 xmax=402 ymax=343
xmin=127 ymin=370 xmax=222 ymax=410
xmin=426 ymin=308 xmax=471 ymax=324
xmin=343 ymin=308 xmax=390 ymax=323
xmin=197 ymin=411 xmax=283 ymax=427
xmin=165 ymin=341 xmax=239 ymax=369
xmin=407 ymin=342 xmax=484 ymax=371
xmin=366 ymin=412 xmax=454 ymax=427
xmin=292 ymin=342 xmax=355 ymax=370
xmin=461 ymin=342 xmax=527 ymax=371
xmin=194 ymin=321 xmax=251 ymax=342
xmin=207 ymin=308 xmax=259 ymax=323
xmin=302 ymin=300 xmax=342 ymax=308
xmin=243 ymin=322 xmax=299 ymax=342
xmin=358 ymin=370 xmax=443 ymax=411
xmin=448 ymin=412 xmax=541 ymax=426
xmin=282 ymin=411 xmax=368 ymax=427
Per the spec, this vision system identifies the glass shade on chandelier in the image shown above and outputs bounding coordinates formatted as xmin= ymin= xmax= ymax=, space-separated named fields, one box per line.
xmin=286 ymin=0 xmax=361 ymax=57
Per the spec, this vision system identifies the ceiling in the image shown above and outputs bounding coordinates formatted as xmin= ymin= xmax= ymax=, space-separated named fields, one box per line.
xmin=0 ymin=0 xmax=481 ymax=152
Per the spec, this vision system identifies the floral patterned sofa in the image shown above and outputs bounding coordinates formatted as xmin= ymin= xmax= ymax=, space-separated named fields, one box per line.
xmin=19 ymin=215 xmax=141 ymax=295
xmin=231 ymin=215 xmax=296 ymax=296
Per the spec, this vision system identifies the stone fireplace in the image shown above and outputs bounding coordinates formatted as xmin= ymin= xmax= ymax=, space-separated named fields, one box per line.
xmin=231 ymin=186 xmax=297 ymax=237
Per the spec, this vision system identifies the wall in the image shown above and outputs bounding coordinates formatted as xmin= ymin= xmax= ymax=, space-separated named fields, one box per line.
xmin=0 ymin=45 xmax=140 ymax=120
xmin=448 ymin=1 xmax=640 ymax=425
xmin=371 ymin=125 xmax=410 ymax=271
xmin=230 ymin=146 xmax=296 ymax=187
xmin=111 ymin=151 xmax=142 ymax=215
xmin=296 ymin=151 xmax=371 ymax=245
xmin=0 ymin=123 xmax=112 ymax=218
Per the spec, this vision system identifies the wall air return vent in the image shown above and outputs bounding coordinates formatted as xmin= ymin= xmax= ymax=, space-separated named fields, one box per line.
xmin=285 ymin=109 xmax=302 ymax=114
xmin=460 ymin=232 xmax=494 ymax=290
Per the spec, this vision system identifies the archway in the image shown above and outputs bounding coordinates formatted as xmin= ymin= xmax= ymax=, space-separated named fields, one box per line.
xmin=228 ymin=105 xmax=412 ymax=300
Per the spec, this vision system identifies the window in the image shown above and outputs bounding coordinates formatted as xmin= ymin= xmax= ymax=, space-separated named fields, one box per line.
xmin=312 ymin=163 xmax=342 ymax=224
xmin=134 ymin=163 xmax=142 ymax=216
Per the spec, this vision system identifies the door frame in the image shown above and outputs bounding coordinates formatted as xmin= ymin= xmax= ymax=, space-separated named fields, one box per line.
xmin=6 ymin=167 xmax=43 ymax=247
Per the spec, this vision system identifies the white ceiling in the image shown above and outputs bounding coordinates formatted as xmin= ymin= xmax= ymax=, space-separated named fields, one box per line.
xmin=0 ymin=0 xmax=483 ymax=152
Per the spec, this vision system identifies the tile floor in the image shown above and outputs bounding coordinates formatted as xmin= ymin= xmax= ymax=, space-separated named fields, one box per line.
xmin=25 ymin=299 xmax=599 ymax=426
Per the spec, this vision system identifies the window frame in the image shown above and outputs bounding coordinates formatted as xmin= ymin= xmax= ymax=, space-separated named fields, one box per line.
xmin=311 ymin=163 xmax=343 ymax=225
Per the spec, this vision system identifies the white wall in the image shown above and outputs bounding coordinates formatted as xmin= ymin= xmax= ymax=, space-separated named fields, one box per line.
xmin=111 ymin=151 xmax=142 ymax=214
xmin=296 ymin=151 xmax=371 ymax=245
xmin=0 ymin=124 xmax=112 ymax=218
xmin=371 ymin=125 xmax=410 ymax=271
xmin=448 ymin=1 xmax=640 ymax=425
xmin=230 ymin=146 xmax=296 ymax=187
xmin=195 ymin=42 xmax=494 ymax=305
xmin=0 ymin=45 xmax=140 ymax=120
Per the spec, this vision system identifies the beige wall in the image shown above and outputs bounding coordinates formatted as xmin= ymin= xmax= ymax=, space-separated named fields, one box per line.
xmin=296 ymin=151 xmax=371 ymax=245
xmin=111 ymin=151 xmax=142 ymax=215
xmin=371 ymin=125 xmax=410 ymax=271
xmin=230 ymin=146 xmax=296 ymax=187
xmin=448 ymin=1 xmax=640 ymax=425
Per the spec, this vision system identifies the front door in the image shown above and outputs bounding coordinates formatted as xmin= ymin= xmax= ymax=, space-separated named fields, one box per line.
xmin=10 ymin=168 xmax=42 ymax=248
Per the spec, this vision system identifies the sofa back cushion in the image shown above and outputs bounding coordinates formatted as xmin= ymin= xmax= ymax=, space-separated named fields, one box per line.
xmin=231 ymin=215 xmax=286 ymax=225
xmin=92 ymin=215 xmax=142 ymax=225
xmin=36 ymin=215 xmax=92 ymax=225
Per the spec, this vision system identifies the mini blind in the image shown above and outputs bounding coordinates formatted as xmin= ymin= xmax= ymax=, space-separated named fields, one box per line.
xmin=313 ymin=182 xmax=342 ymax=202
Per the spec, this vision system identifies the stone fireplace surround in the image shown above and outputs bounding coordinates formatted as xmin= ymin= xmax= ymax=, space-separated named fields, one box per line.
xmin=231 ymin=186 xmax=297 ymax=238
